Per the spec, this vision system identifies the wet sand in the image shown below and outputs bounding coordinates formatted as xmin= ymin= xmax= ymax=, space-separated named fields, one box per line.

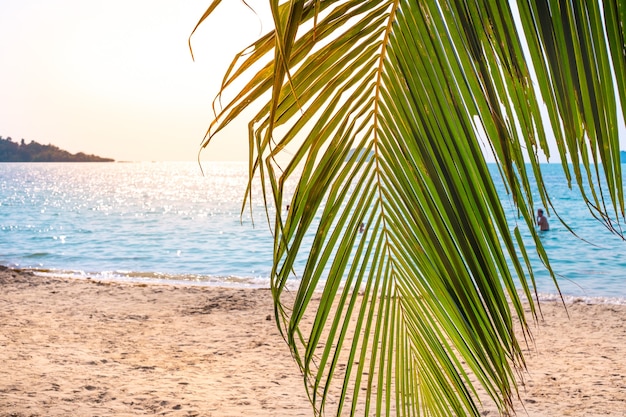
xmin=1 ymin=266 xmax=625 ymax=416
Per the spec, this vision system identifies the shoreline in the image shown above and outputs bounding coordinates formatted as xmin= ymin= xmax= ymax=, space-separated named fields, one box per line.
xmin=1 ymin=267 xmax=625 ymax=416
xmin=17 ymin=266 xmax=626 ymax=306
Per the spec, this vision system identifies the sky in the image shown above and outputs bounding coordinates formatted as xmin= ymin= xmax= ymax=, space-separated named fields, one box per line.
xmin=0 ymin=0 xmax=272 ymax=161
xmin=1 ymin=2 xmax=624 ymax=163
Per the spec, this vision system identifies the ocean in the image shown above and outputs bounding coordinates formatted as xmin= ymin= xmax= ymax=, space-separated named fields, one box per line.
xmin=2 ymin=161 xmax=626 ymax=303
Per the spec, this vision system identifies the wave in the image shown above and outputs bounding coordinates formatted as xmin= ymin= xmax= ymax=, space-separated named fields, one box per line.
xmin=24 ymin=252 xmax=51 ymax=259
xmin=528 ymin=292 xmax=626 ymax=306
xmin=27 ymin=267 xmax=272 ymax=289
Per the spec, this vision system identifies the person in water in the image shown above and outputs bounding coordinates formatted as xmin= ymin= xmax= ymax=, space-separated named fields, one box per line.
xmin=537 ymin=208 xmax=549 ymax=231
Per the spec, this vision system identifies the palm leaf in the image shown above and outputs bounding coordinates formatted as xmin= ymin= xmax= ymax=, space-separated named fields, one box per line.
xmin=193 ymin=0 xmax=626 ymax=415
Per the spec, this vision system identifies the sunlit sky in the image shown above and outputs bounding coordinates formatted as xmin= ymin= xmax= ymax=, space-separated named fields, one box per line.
xmin=0 ymin=0 xmax=271 ymax=161
xmin=1 ymin=2 xmax=624 ymax=162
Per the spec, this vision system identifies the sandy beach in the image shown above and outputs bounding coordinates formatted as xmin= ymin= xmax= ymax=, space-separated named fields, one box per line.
xmin=1 ymin=266 xmax=625 ymax=417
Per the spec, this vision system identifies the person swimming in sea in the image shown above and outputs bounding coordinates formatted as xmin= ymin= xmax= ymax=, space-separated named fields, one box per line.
xmin=537 ymin=208 xmax=549 ymax=231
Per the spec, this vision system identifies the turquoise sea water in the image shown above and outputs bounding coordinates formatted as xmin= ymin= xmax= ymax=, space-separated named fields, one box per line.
xmin=2 ymin=161 xmax=626 ymax=303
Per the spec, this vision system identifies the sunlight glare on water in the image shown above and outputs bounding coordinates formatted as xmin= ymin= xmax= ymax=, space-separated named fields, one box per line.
xmin=0 ymin=162 xmax=280 ymax=285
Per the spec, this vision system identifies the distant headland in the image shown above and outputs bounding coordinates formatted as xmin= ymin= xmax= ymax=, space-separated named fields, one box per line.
xmin=0 ymin=135 xmax=114 ymax=162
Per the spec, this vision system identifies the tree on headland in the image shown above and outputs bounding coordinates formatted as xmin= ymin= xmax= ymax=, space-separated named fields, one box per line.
xmin=193 ymin=1 xmax=625 ymax=416
xmin=0 ymin=136 xmax=114 ymax=162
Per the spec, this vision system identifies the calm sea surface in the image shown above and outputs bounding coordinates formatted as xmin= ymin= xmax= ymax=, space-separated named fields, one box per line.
xmin=2 ymin=162 xmax=626 ymax=303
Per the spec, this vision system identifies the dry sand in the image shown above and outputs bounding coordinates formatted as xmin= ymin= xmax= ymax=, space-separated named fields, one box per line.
xmin=1 ymin=266 xmax=625 ymax=416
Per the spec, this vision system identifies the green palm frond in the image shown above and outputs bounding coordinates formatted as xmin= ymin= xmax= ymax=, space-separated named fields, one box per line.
xmin=193 ymin=1 xmax=625 ymax=415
